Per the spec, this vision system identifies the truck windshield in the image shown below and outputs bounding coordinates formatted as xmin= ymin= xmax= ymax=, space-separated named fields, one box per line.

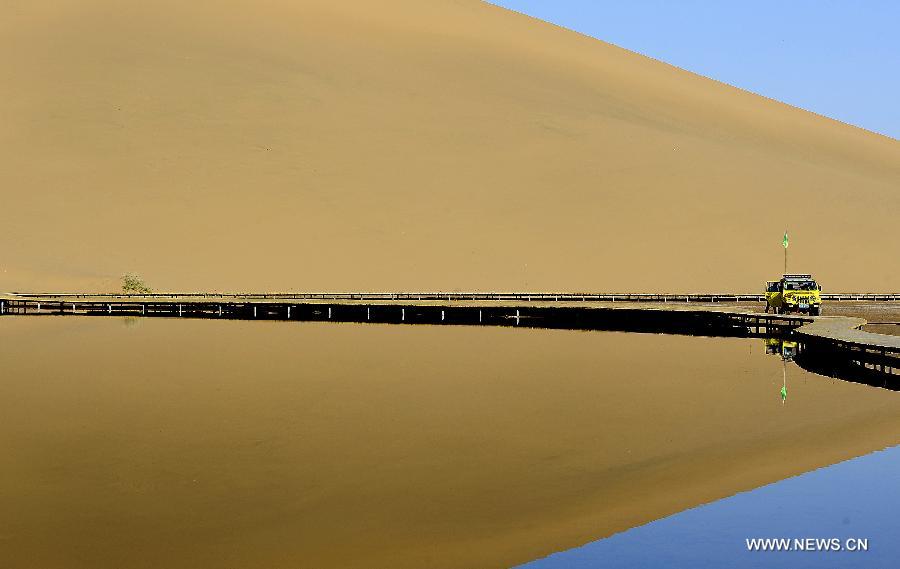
xmin=784 ymin=280 xmax=817 ymax=291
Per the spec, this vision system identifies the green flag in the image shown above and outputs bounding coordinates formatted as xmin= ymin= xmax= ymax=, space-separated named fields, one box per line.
xmin=782 ymin=231 xmax=789 ymax=249
xmin=781 ymin=384 xmax=787 ymax=402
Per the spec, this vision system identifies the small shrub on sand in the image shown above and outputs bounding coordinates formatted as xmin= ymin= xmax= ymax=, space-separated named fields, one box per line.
xmin=122 ymin=273 xmax=152 ymax=294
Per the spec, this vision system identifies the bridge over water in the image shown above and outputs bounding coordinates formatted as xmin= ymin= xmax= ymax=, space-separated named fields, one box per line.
xmin=2 ymin=292 xmax=898 ymax=389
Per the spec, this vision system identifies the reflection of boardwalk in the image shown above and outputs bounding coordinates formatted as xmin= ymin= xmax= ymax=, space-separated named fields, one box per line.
xmin=2 ymin=292 xmax=898 ymax=385
xmin=794 ymin=317 xmax=899 ymax=386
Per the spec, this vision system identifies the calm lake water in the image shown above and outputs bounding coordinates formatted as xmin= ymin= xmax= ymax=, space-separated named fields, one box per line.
xmin=519 ymin=444 xmax=900 ymax=569
xmin=1 ymin=316 xmax=898 ymax=568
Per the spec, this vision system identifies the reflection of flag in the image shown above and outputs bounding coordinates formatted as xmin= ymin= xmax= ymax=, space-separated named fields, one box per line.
xmin=782 ymin=231 xmax=789 ymax=249
xmin=781 ymin=385 xmax=787 ymax=401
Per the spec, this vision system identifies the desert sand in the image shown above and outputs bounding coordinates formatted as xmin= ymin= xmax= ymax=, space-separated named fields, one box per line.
xmin=1 ymin=0 xmax=898 ymax=293
xmin=824 ymin=302 xmax=900 ymax=336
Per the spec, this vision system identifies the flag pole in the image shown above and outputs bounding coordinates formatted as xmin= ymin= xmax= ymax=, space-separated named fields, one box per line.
xmin=782 ymin=230 xmax=789 ymax=275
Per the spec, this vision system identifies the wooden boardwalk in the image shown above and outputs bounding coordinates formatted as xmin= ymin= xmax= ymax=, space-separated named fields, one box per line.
xmin=2 ymin=292 xmax=898 ymax=386
xmin=4 ymin=292 xmax=900 ymax=303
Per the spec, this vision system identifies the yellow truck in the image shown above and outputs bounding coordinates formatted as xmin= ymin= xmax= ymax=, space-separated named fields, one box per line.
xmin=765 ymin=274 xmax=822 ymax=315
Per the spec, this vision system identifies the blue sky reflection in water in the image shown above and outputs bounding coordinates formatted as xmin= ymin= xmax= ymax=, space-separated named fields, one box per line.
xmin=519 ymin=444 xmax=900 ymax=569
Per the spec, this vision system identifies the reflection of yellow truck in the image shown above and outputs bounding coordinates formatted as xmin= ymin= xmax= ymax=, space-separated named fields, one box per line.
xmin=765 ymin=274 xmax=822 ymax=315
xmin=765 ymin=337 xmax=799 ymax=360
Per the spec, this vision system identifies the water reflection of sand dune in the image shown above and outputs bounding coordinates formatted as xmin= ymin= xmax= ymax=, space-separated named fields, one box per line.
xmin=2 ymin=318 xmax=898 ymax=568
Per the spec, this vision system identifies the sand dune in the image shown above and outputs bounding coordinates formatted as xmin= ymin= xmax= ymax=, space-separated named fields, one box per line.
xmin=1 ymin=0 xmax=898 ymax=293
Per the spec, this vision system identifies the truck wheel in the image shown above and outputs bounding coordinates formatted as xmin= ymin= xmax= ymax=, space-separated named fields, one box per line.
xmin=811 ymin=307 xmax=820 ymax=316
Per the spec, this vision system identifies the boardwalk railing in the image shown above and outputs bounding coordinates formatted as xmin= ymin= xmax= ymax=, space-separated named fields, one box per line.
xmin=5 ymin=292 xmax=900 ymax=303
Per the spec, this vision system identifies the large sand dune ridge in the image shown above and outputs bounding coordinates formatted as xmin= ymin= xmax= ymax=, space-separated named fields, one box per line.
xmin=2 ymin=0 xmax=898 ymax=292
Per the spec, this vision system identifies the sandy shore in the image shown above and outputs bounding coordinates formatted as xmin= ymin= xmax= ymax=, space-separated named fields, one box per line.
xmin=822 ymin=302 xmax=900 ymax=337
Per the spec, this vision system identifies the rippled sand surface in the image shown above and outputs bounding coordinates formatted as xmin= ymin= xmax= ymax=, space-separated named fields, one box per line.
xmin=2 ymin=317 xmax=899 ymax=568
